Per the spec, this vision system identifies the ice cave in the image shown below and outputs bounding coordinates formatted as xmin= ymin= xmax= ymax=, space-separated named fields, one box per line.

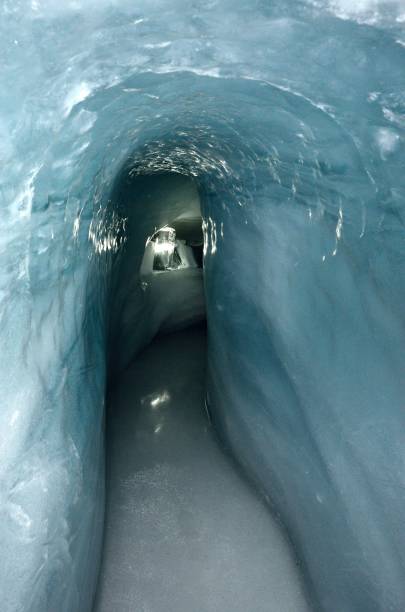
xmin=1 ymin=1 xmax=405 ymax=611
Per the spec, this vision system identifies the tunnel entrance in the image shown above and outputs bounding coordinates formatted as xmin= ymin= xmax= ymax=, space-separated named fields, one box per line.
xmin=93 ymin=172 xmax=309 ymax=612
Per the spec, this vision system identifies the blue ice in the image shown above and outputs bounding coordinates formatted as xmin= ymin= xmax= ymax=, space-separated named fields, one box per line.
xmin=0 ymin=1 xmax=405 ymax=610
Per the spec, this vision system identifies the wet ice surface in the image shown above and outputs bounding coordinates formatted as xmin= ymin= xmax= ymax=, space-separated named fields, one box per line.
xmin=94 ymin=326 xmax=309 ymax=612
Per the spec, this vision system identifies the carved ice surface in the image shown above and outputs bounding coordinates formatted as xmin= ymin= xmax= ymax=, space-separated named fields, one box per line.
xmin=0 ymin=1 xmax=404 ymax=611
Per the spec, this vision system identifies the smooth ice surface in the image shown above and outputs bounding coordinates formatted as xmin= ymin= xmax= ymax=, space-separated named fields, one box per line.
xmin=1 ymin=1 xmax=405 ymax=611
xmin=94 ymin=327 xmax=309 ymax=612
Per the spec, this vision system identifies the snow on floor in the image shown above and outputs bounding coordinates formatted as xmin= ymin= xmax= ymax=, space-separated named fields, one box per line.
xmin=93 ymin=326 xmax=310 ymax=612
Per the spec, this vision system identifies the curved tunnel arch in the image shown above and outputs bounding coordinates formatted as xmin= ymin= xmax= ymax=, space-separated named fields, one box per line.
xmin=1 ymin=7 xmax=405 ymax=612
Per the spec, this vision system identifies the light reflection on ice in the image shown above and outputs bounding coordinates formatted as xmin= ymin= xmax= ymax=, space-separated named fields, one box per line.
xmin=141 ymin=390 xmax=171 ymax=409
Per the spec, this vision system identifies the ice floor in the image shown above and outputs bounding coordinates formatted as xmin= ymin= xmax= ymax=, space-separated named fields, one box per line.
xmin=93 ymin=326 xmax=310 ymax=612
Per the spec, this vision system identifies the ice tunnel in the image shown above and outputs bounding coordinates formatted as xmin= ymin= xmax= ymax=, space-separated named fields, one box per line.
xmin=1 ymin=1 xmax=405 ymax=611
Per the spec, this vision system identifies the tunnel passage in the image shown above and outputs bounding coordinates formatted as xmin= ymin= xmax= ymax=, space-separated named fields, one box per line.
xmin=106 ymin=172 xmax=207 ymax=376
xmin=93 ymin=172 xmax=310 ymax=611
xmin=2 ymin=45 xmax=405 ymax=611
xmin=97 ymin=125 xmax=405 ymax=612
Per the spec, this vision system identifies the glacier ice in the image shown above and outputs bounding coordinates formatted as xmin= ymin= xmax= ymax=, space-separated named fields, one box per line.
xmin=0 ymin=0 xmax=405 ymax=610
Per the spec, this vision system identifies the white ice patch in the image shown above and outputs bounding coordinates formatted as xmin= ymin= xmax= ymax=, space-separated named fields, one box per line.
xmin=64 ymin=82 xmax=93 ymax=117
xmin=9 ymin=165 xmax=42 ymax=220
xmin=318 ymin=0 xmax=405 ymax=24
xmin=376 ymin=128 xmax=400 ymax=158
xmin=8 ymin=503 xmax=32 ymax=531
xmin=144 ymin=41 xmax=172 ymax=49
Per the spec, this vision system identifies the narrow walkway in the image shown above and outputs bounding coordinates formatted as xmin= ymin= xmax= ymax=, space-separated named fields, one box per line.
xmin=94 ymin=326 xmax=310 ymax=612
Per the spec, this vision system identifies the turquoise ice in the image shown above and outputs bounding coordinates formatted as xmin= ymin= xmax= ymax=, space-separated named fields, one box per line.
xmin=0 ymin=1 xmax=405 ymax=610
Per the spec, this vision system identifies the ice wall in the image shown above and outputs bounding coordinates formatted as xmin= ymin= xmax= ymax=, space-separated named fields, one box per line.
xmin=1 ymin=1 xmax=405 ymax=611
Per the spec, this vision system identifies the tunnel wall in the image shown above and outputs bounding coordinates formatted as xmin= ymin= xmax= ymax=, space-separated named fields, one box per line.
xmin=1 ymin=2 xmax=405 ymax=611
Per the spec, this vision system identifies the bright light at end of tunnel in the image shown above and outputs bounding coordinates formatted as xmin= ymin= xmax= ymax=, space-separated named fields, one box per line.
xmin=153 ymin=241 xmax=175 ymax=255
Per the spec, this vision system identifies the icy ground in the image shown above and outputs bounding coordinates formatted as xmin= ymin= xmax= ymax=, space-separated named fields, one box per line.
xmin=94 ymin=327 xmax=309 ymax=612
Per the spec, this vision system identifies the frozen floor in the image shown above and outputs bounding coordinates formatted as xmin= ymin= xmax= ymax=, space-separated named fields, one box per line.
xmin=93 ymin=326 xmax=310 ymax=612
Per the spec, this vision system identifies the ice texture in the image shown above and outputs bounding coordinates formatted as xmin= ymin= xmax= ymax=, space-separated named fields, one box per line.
xmin=0 ymin=1 xmax=404 ymax=611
